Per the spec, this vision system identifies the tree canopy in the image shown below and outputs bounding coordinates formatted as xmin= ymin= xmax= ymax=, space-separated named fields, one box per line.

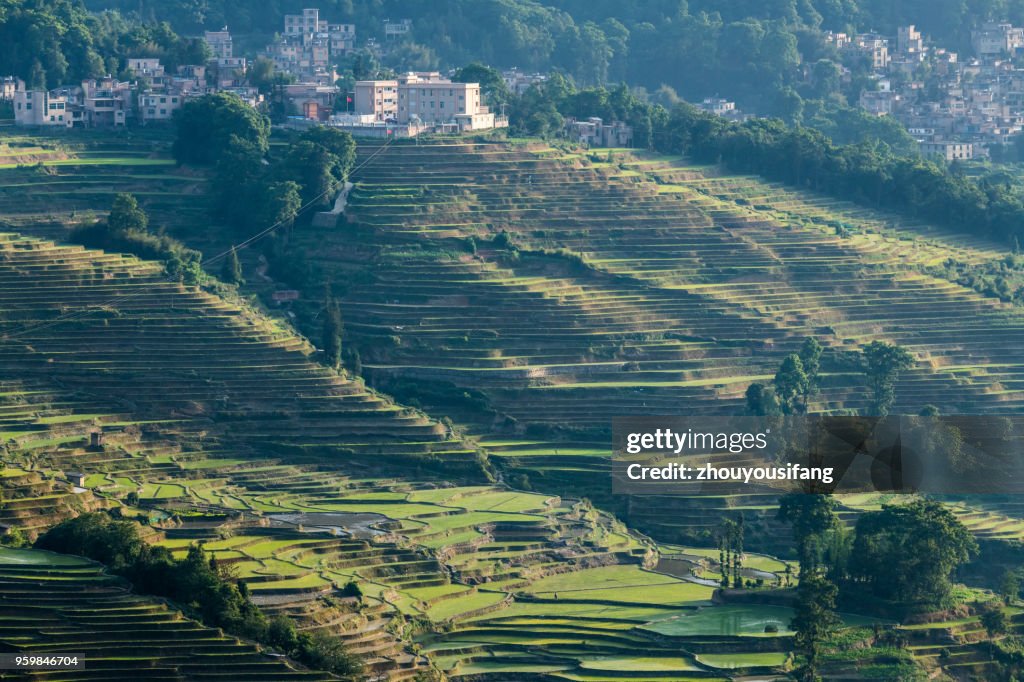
xmin=172 ymin=92 xmax=270 ymax=166
xmin=849 ymin=499 xmax=977 ymax=609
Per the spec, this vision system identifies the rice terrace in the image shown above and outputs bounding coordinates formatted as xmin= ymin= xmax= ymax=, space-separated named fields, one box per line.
xmin=5 ymin=1 xmax=1024 ymax=681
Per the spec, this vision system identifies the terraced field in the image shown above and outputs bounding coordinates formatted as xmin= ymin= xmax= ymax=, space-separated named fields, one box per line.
xmin=0 ymin=546 xmax=330 ymax=680
xmin=2 ymin=130 xmax=1022 ymax=680
xmin=260 ymin=138 xmax=1024 ymax=551
xmin=0 ymin=133 xmax=813 ymax=680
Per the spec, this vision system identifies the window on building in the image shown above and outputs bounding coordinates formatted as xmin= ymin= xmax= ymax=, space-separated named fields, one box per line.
xmin=160 ymin=109 xmax=167 ymax=115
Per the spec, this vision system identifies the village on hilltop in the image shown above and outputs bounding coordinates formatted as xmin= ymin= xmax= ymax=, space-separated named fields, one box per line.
xmin=8 ymin=8 xmax=1024 ymax=157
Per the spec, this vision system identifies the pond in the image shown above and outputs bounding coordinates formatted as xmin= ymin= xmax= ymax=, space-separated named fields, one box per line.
xmin=645 ymin=604 xmax=887 ymax=638
xmin=644 ymin=604 xmax=795 ymax=637
xmin=267 ymin=511 xmax=391 ymax=538
xmin=0 ymin=547 xmax=90 ymax=566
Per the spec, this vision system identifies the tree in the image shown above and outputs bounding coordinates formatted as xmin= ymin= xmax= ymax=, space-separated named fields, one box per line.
xmin=778 ymin=493 xmax=839 ymax=571
xmin=862 ymin=341 xmax=914 ymax=416
xmin=257 ymin=181 xmax=302 ymax=231
xmin=108 ymin=193 xmax=148 ymax=233
xmin=322 ymin=294 xmax=343 ymax=369
xmin=774 ymin=354 xmax=809 ymax=414
xmin=35 ymin=513 xmax=144 ymax=571
xmin=719 ymin=518 xmax=736 ymax=588
xmin=982 ymin=607 xmax=1009 ymax=637
xmin=798 ymin=337 xmax=823 ymax=410
xmin=221 ymin=246 xmax=244 ymax=286
xmin=173 ymin=93 xmax=270 ymax=166
xmin=1001 ymin=570 xmax=1020 ymax=605
xmin=453 ymin=62 xmax=511 ymax=109
xmin=299 ymin=127 xmax=357 ymax=183
xmin=849 ymin=499 xmax=977 ymax=610
xmin=791 ymin=571 xmax=840 ymax=678
xmin=280 ymin=140 xmax=337 ymax=207
xmin=297 ymin=630 xmax=363 ymax=678
xmin=247 ymin=56 xmax=278 ymax=93
xmin=267 ymin=615 xmax=299 ymax=653
xmin=745 ymin=382 xmax=781 ymax=416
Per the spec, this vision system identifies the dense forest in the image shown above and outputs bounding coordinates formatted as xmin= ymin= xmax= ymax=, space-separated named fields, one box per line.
xmin=0 ymin=0 xmax=210 ymax=88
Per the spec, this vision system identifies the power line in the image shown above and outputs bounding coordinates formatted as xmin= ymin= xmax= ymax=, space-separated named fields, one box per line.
xmin=0 ymin=135 xmax=394 ymax=342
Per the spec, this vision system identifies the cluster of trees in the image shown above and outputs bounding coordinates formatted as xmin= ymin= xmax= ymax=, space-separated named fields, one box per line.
xmin=172 ymin=93 xmax=357 ymax=369
xmin=718 ymin=515 xmax=745 ymax=588
xmin=779 ymin=495 xmax=977 ymax=677
xmin=745 ymin=338 xmax=913 ymax=417
xmin=498 ymin=73 xmax=1023 ymax=249
xmin=0 ymin=0 xmax=210 ymax=89
xmin=71 ymin=193 xmax=203 ymax=285
xmin=173 ymin=93 xmax=356 ymax=237
xmin=35 ymin=513 xmax=363 ymax=678
xmin=652 ymin=104 xmax=1024 ymax=247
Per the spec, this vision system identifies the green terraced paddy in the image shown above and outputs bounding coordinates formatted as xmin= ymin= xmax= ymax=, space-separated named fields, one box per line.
xmin=2 ymin=132 xmax=1017 ymax=681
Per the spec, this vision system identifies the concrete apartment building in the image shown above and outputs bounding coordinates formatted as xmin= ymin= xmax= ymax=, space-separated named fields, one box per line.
xmin=920 ymin=140 xmax=974 ymax=160
xmin=0 ymin=76 xmax=15 ymax=101
xmin=273 ymin=7 xmax=355 ymax=77
xmin=566 ymin=117 xmax=633 ymax=147
xmin=13 ymin=76 xmax=131 ymax=128
xmin=139 ymin=92 xmax=184 ymax=123
xmin=79 ymin=77 xmax=132 ymax=127
xmin=14 ymin=87 xmax=73 ymax=127
xmin=898 ymin=25 xmax=924 ymax=55
xmin=127 ymin=58 xmax=165 ymax=79
xmin=353 ymin=73 xmax=503 ymax=131
xmin=353 ymin=80 xmax=398 ymax=121
xmin=204 ymin=29 xmax=233 ymax=60
xmin=384 ymin=19 xmax=412 ymax=38
xmin=972 ymin=22 xmax=1024 ymax=55
xmin=851 ymin=34 xmax=891 ymax=70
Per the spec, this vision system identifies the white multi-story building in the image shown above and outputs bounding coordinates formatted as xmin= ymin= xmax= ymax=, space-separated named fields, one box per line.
xmin=384 ymin=19 xmax=411 ymax=38
xmin=14 ymin=87 xmax=73 ymax=127
xmin=920 ymin=140 xmax=974 ymax=160
xmin=353 ymin=72 xmax=506 ymax=131
xmin=898 ymin=25 xmax=924 ymax=55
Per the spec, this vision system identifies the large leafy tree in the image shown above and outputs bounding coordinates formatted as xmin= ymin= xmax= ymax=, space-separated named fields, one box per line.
xmin=862 ymin=341 xmax=914 ymax=416
xmin=173 ymin=93 xmax=270 ymax=166
xmin=453 ymin=62 xmax=511 ymax=108
xmin=849 ymin=499 xmax=977 ymax=609
xmin=791 ymin=571 xmax=840 ymax=678
xmin=778 ymin=492 xmax=840 ymax=570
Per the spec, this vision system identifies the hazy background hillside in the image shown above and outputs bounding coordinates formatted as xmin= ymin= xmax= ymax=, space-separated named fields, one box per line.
xmin=74 ymin=0 xmax=1024 ymax=119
